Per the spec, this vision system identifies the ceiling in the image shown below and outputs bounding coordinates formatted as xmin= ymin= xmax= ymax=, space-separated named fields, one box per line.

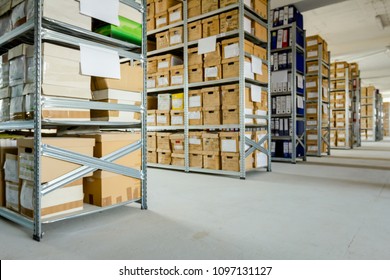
xmin=271 ymin=0 xmax=390 ymax=100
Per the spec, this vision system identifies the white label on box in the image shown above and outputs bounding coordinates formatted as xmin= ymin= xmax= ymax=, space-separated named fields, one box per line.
xmin=5 ymin=182 xmax=18 ymax=208
xmin=4 ymin=157 xmax=18 ymax=183
xmin=297 ymin=96 xmax=304 ymax=109
xmin=189 ymin=96 xmax=201 ymax=107
xmin=245 ymin=108 xmax=253 ymax=114
xmin=198 ymin=36 xmax=216 ymax=54
xmin=255 ymin=109 xmax=267 ymax=116
xmin=224 ymin=43 xmax=239 ymax=59
xmin=297 ymin=74 xmax=304 ymax=89
xmin=158 ymin=61 xmax=169 ymax=69
xmin=336 ymin=95 xmax=343 ymax=100
xmin=251 ymin=85 xmax=262 ymax=102
xmin=19 ymin=153 xmax=34 ymax=181
xmin=337 ymin=64 xmax=345 ymax=69
xmin=20 ymin=180 xmax=34 ymax=210
xmin=308 ymin=50 xmax=318 ymax=57
xmin=251 ymin=55 xmax=263 ymax=75
xmin=158 ymin=77 xmax=169 ymax=86
xmin=244 ymin=17 xmax=252 ymax=33
xmin=338 ymin=141 xmax=345 ymax=146
xmin=157 ymin=115 xmax=167 ymax=124
xmin=308 ymin=146 xmax=318 ymax=152
xmin=171 ymin=75 xmax=183 ymax=85
xmin=338 ymin=72 xmax=345 ymax=77
xmin=170 ymin=34 xmax=182 ymax=45
xmin=80 ymin=0 xmax=119 ymax=26
xmin=170 ymin=11 xmax=181 ymax=22
xmin=80 ymin=44 xmax=120 ymax=79
xmin=244 ymin=0 xmax=252 ymax=7
xmin=205 ymin=66 xmax=218 ymax=78
xmin=222 ymin=139 xmax=237 ymax=152
xmin=308 ymin=65 xmax=318 ymax=72
xmin=147 ymin=115 xmax=155 ymax=123
xmin=189 ymin=111 xmax=201 ymax=119
xmin=308 ymin=135 xmax=317 ymax=140
xmin=336 ymin=113 xmax=344 ymax=119
xmin=189 ymin=138 xmax=201 ymax=145
xmin=171 ymin=116 xmax=183 ymax=125
xmin=336 ymin=103 xmax=344 ymax=108
xmin=147 ymin=79 xmax=156 ymax=88
xmin=307 ymin=120 xmax=317 ymax=126
xmin=174 ymin=145 xmax=183 ymax=150
xmin=245 ymin=61 xmax=254 ymax=79
xmin=156 ymin=17 xmax=167 ymax=26
xmin=307 ymin=108 xmax=317 ymax=114
xmin=323 ymin=104 xmax=328 ymax=113
xmin=307 ymin=81 xmax=316 ymax=88
xmin=308 ymin=92 xmax=318 ymax=99
xmin=337 ymin=122 xmax=344 ymax=127
xmin=307 ymin=40 xmax=318 ymax=47
xmin=172 ymin=98 xmax=183 ymax=109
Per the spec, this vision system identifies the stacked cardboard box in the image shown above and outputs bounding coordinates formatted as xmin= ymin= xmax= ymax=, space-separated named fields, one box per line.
xmin=156 ymin=132 xmax=172 ymax=164
xmin=305 ymin=35 xmax=329 ymax=64
xmin=0 ymin=138 xmax=18 ymax=208
xmin=360 ymin=86 xmax=376 ymax=141
xmin=306 ymin=130 xmax=327 ymax=154
xmin=147 ymin=0 xmax=181 ymax=31
xmin=384 ymin=102 xmax=390 ymax=137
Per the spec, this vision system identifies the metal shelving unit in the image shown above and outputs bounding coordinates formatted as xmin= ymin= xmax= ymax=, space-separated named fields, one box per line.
xmin=147 ymin=0 xmax=271 ymax=178
xmin=361 ymin=86 xmax=377 ymax=142
xmin=306 ymin=44 xmax=331 ymax=156
xmin=271 ymin=22 xmax=307 ymax=163
xmin=376 ymin=91 xmax=384 ymax=141
xmin=352 ymin=73 xmax=361 ymax=147
xmin=0 ymin=0 xmax=147 ymax=240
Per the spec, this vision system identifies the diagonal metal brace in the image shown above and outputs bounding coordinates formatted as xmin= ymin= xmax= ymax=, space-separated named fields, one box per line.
xmin=42 ymin=141 xmax=142 ymax=196
xmin=245 ymin=136 xmax=269 ymax=158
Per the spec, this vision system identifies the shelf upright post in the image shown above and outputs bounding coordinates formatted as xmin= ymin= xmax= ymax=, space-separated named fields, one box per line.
xmin=345 ymin=67 xmax=350 ymax=148
xmin=140 ymin=0 xmax=148 ymax=210
xmin=267 ymin=1 xmax=272 ymax=171
xmin=302 ymin=29 xmax=307 ymax=161
xmin=33 ymin=0 xmax=43 ymax=241
xmin=183 ymin=0 xmax=189 ymax=173
xmin=291 ymin=23 xmax=297 ymax=163
xmin=239 ymin=0 xmax=246 ymax=179
xmin=327 ymin=51 xmax=331 ymax=155
xmin=317 ymin=44 xmax=323 ymax=156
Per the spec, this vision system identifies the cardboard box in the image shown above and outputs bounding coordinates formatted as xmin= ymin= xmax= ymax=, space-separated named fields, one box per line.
xmin=188 ymin=0 xmax=201 ymax=18
xmin=168 ymin=3 xmax=182 ymax=24
xmin=222 ymin=60 xmax=239 ymax=79
xmin=156 ymin=71 xmax=170 ymax=88
xmin=171 ymin=153 xmax=185 ymax=166
xmin=158 ymin=93 xmax=171 ymax=110
xmin=147 ymin=74 xmax=156 ymax=89
xmin=203 ymin=151 xmax=220 ymax=170
xmin=221 ymin=38 xmax=253 ymax=62
xmin=5 ymin=181 xmax=19 ymax=212
xmin=202 ymin=86 xmax=220 ymax=107
xmin=254 ymin=130 xmax=268 ymax=168
xmin=147 ymin=16 xmax=155 ymax=31
xmin=156 ymin=110 xmax=171 ymax=126
xmin=147 ymin=110 xmax=156 ymax=126
xmin=147 ymin=0 xmax=155 ymax=18
xmin=189 ymin=108 xmax=203 ymax=125
xmin=204 ymin=64 xmax=222 ymax=81
xmin=147 ymin=132 xmax=157 ymax=150
xmin=18 ymin=137 xmax=95 ymax=183
xmin=307 ymin=61 xmax=329 ymax=76
xmin=221 ymin=152 xmax=240 ymax=172
xmin=220 ymin=0 xmax=237 ymax=7
xmin=156 ymin=31 xmax=170 ymax=49
xmin=255 ymin=64 xmax=268 ymax=84
xmin=202 ymin=15 xmax=219 ymax=38
xmin=188 ymin=47 xmax=203 ymax=66
xmin=147 ymin=150 xmax=157 ymax=163
xmin=1 ymin=139 xmax=18 ymax=207
xmin=147 ymin=57 xmax=157 ymax=74
xmin=170 ymin=65 xmax=184 ymax=86
xmin=306 ymin=35 xmax=327 ymax=50
xmin=221 ymin=84 xmax=239 ymax=106
xmin=220 ymin=132 xmax=239 ymax=153
xmin=169 ymin=26 xmax=183 ymax=46
xmin=189 ymin=132 xmax=203 ymax=152
xmin=202 ymin=133 xmax=220 ymax=151
xmin=188 ymin=20 xmax=202 ymax=42
xmin=83 ymin=175 xmax=140 ymax=207
xmin=253 ymin=44 xmax=267 ymax=60
xmin=203 ymin=107 xmax=221 ymax=125
xmin=204 ymin=42 xmax=221 ymax=66
xmin=92 ymin=62 xmax=143 ymax=93
xmin=157 ymin=54 xmax=183 ymax=71
xmin=189 ymin=153 xmax=203 ymax=168
xmin=202 ymin=0 xmax=218 ymax=14
xmin=220 ymin=9 xmax=238 ymax=33
xmin=170 ymin=110 xmax=184 ymax=126
xmin=188 ymin=64 xmax=203 ymax=83
xmin=222 ymin=105 xmax=239 ymax=124
xmin=254 ymin=21 xmax=267 ymax=42
xmin=155 ymin=0 xmax=180 ymax=14
xmin=253 ymin=0 xmax=267 ymax=20
xmin=170 ymin=133 xmax=185 ymax=153
xmin=306 ymin=45 xmax=329 ymax=63
xmin=189 ymin=89 xmax=202 ymax=108
xmin=157 ymin=132 xmax=172 ymax=150
xmin=157 ymin=149 xmax=172 ymax=165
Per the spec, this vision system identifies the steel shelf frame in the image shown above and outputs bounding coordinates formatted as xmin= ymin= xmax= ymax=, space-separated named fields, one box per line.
xmin=271 ymin=21 xmax=307 ymax=163
xmin=306 ymin=44 xmax=331 ymax=157
xmin=146 ymin=0 xmax=272 ymax=178
xmin=352 ymin=73 xmax=361 ymax=147
xmin=0 ymin=0 xmax=147 ymax=240
xmin=360 ymin=88 xmax=376 ymax=142
xmin=376 ymin=91 xmax=384 ymax=141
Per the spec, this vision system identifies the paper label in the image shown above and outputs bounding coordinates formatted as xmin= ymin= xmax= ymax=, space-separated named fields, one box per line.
xmin=297 ymin=96 xmax=304 ymax=108
xmin=307 ymin=120 xmax=317 ymax=126
xmin=245 ymin=61 xmax=254 ymax=79
xmin=251 ymin=55 xmax=263 ymax=75
xmin=244 ymin=17 xmax=252 ymax=33
xmin=297 ymin=74 xmax=304 ymax=89
xmin=174 ymin=145 xmax=183 ymax=150
xmin=189 ymin=111 xmax=201 ymax=119
xmin=189 ymin=138 xmax=201 ymax=145
xmin=222 ymin=139 xmax=237 ymax=152
xmin=169 ymin=11 xmax=181 ymax=22
xmin=308 ymin=146 xmax=318 ymax=152
xmin=251 ymin=85 xmax=262 ymax=102
xmin=147 ymin=79 xmax=156 ymax=88
xmin=80 ymin=0 xmax=119 ymax=26
xmin=308 ymin=51 xmax=318 ymax=57
xmin=20 ymin=180 xmax=34 ymax=210
xmin=80 ymin=44 xmax=120 ymax=79
xmin=306 ymin=82 xmax=316 ymax=89
xmin=158 ymin=61 xmax=169 ymax=69
xmin=336 ymin=64 xmax=345 ymax=69
xmin=224 ymin=43 xmax=239 ymax=59
xmin=336 ymin=95 xmax=343 ymax=100
xmin=4 ymin=157 xmax=18 ymax=183
xmin=172 ymin=116 xmax=183 ymax=125
xmin=189 ymin=96 xmax=201 ymax=107
xmin=307 ymin=108 xmax=317 ymax=114
xmin=323 ymin=87 xmax=328 ymax=97
xmin=338 ymin=141 xmax=345 ymax=146
xmin=156 ymin=17 xmax=167 ymax=26
xmin=307 ymin=40 xmax=318 ymax=47
xmin=337 ymin=122 xmax=345 ymax=127
xmin=308 ymin=92 xmax=318 ymax=99
xmin=336 ymin=114 xmax=344 ymax=119
xmin=308 ymin=65 xmax=318 ymax=72
xmin=308 ymin=135 xmax=317 ymax=140
xmin=205 ymin=67 xmax=218 ymax=78
xmin=172 ymin=98 xmax=183 ymax=109
xmin=323 ymin=104 xmax=328 ymax=113
xmin=170 ymin=34 xmax=182 ymax=45
xmin=157 ymin=115 xmax=167 ymax=124
xmin=147 ymin=115 xmax=155 ymax=123
xmin=198 ymin=36 xmax=217 ymax=54
xmin=158 ymin=77 xmax=169 ymax=86
xmin=171 ymin=75 xmax=183 ymax=85
xmin=19 ymin=153 xmax=34 ymax=181
xmin=6 ymin=182 xmax=19 ymax=208
xmin=338 ymin=72 xmax=345 ymax=77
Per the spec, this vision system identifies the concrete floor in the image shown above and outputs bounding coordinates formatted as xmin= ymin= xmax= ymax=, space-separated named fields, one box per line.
xmin=1 ymin=139 xmax=390 ymax=260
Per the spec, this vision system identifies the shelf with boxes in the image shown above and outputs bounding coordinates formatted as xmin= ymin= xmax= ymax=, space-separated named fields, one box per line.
xmin=350 ymin=62 xmax=361 ymax=147
xmin=384 ymin=102 xmax=390 ymax=137
xmin=375 ymin=91 xmax=384 ymax=141
xmin=304 ymin=35 xmax=331 ymax=157
xmin=360 ymin=86 xmax=376 ymax=142
xmin=330 ymin=61 xmax=353 ymax=149
xmin=0 ymin=0 xmax=147 ymax=240
xmin=146 ymin=0 xmax=271 ymax=178
xmin=270 ymin=4 xmax=306 ymax=163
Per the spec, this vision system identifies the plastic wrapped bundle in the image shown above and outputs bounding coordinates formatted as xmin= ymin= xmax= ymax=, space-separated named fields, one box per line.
xmin=94 ymin=16 xmax=142 ymax=46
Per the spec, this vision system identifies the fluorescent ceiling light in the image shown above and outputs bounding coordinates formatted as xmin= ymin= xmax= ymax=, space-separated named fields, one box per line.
xmin=376 ymin=15 xmax=384 ymax=30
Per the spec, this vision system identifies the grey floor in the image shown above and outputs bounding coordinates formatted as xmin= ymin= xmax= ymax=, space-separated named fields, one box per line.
xmin=1 ymin=138 xmax=390 ymax=260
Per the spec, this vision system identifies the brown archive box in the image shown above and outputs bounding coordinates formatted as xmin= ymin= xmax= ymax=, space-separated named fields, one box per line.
xmin=202 ymin=0 xmax=218 ymax=14
xmin=188 ymin=0 xmax=201 ymax=18
xmin=202 ymin=15 xmax=219 ymax=37
xmin=147 ymin=132 xmax=157 ymax=150
xmin=202 ymin=86 xmax=221 ymax=107
xmin=157 ymin=132 xmax=172 ymax=151
xmin=203 ymin=152 xmax=220 ymax=170
xmin=202 ymin=133 xmax=220 ymax=152
xmin=203 ymin=107 xmax=221 ymax=125
xmin=189 ymin=153 xmax=203 ymax=168
xmin=188 ymin=21 xmax=202 ymax=42
xmin=168 ymin=3 xmax=183 ymax=24
xmin=170 ymin=133 xmax=185 ymax=153
xmin=155 ymin=0 xmax=181 ymax=14
xmin=188 ymin=47 xmax=203 ymax=66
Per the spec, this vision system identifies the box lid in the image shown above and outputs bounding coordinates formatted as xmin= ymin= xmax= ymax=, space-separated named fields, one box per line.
xmin=17 ymin=137 xmax=95 ymax=148
xmin=203 ymin=151 xmax=219 ymax=156
xmin=43 ymin=43 xmax=80 ymax=62
xmin=201 ymin=86 xmax=220 ymax=93
xmin=156 ymin=110 xmax=170 ymax=114
xmin=147 ymin=132 xmax=157 ymax=136
xmin=8 ymin=44 xmax=34 ymax=60
xmin=169 ymin=133 xmax=184 ymax=140
xmin=156 ymin=132 xmax=172 ymax=137
xmin=170 ymin=110 xmax=184 ymax=115
xmin=171 ymin=153 xmax=185 ymax=158
xmin=92 ymin=89 xmax=141 ymax=101
xmin=202 ymin=133 xmax=219 ymax=139
xmin=219 ymin=132 xmax=239 ymax=138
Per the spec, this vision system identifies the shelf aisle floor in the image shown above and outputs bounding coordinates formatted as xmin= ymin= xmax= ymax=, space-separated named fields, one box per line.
xmin=1 ymin=138 xmax=390 ymax=259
